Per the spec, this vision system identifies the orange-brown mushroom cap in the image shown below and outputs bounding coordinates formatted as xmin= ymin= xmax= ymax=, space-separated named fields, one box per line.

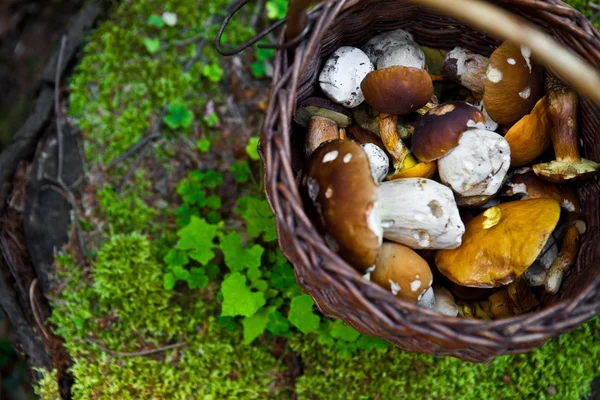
xmin=435 ymin=198 xmax=561 ymax=288
xmin=300 ymin=140 xmax=381 ymax=272
xmin=411 ymin=101 xmax=485 ymax=162
xmin=504 ymin=96 xmax=551 ymax=167
xmin=361 ymin=66 xmax=433 ymax=115
xmin=370 ymin=242 xmax=433 ymax=304
xmin=483 ymin=41 xmax=543 ymax=125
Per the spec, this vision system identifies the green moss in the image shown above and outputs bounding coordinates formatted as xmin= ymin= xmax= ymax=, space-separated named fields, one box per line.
xmin=565 ymin=0 xmax=600 ymax=30
xmin=33 ymin=369 xmax=61 ymax=400
xmin=97 ymin=185 xmax=156 ymax=234
xmin=291 ymin=317 xmax=600 ymax=399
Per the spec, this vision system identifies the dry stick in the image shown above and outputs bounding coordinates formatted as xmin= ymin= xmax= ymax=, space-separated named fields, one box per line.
xmin=410 ymin=0 xmax=600 ymax=106
xmin=84 ymin=338 xmax=187 ymax=357
xmin=29 ymin=279 xmax=51 ymax=340
xmin=45 ymin=35 xmax=87 ymax=256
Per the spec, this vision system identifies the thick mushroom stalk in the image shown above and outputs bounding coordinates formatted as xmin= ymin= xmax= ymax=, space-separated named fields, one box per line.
xmin=533 ymin=77 xmax=600 ymax=182
xmin=545 ymin=223 xmax=582 ymax=294
xmin=379 ymin=113 xmax=417 ymax=172
xmin=304 ymin=116 xmax=340 ymax=156
xmin=376 ymin=178 xmax=465 ymax=249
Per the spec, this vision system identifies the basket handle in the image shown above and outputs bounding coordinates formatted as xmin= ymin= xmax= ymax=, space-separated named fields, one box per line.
xmin=286 ymin=0 xmax=600 ymax=106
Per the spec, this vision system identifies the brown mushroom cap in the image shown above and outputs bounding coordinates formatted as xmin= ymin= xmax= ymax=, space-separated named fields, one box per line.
xmin=504 ymin=96 xmax=551 ymax=167
xmin=300 ymin=140 xmax=381 ymax=271
xmin=411 ymin=101 xmax=485 ymax=162
xmin=361 ymin=66 xmax=433 ymax=115
xmin=435 ymin=198 xmax=561 ymax=288
xmin=370 ymin=242 xmax=433 ymax=304
xmin=483 ymin=41 xmax=543 ymax=125
xmin=501 ymin=169 xmax=580 ymax=212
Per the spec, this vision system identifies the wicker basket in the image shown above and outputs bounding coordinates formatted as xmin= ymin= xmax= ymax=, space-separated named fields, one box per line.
xmin=219 ymin=0 xmax=600 ymax=362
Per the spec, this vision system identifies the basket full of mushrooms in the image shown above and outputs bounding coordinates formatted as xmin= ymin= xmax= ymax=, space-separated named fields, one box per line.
xmin=219 ymin=0 xmax=600 ymax=361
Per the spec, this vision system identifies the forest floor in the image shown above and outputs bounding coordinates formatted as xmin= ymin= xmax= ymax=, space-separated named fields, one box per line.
xmin=2 ymin=0 xmax=600 ymax=399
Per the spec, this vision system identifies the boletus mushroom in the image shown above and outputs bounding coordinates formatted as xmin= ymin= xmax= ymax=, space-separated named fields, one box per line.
xmin=318 ymin=46 xmax=375 ymax=108
xmin=435 ymin=198 xmax=561 ymax=288
xmin=300 ymin=140 xmax=465 ymax=272
xmin=442 ymin=47 xmax=489 ymax=96
xmin=294 ymin=97 xmax=353 ymax=128
xmin=533 ymin=76 xmax=600 ymax=182
xmin=304 ymin=116 xmax=341 ymax=157
xmin=369 ymin=242 xmax=433 ymax=304
xmin=361 ymin=28 xmax=415 ymax=65
xmin=483 ymin=41 xmax=543 ymax=125
xmin=458 ymin=279 xmax=538 ymax=319
xmin=504 ymin=96 xmax=551 ymax=167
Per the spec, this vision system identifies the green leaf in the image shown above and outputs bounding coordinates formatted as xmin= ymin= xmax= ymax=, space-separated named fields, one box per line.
xmin=330 ymin=320 xmax=360 ymax=342
xmin=203 ymin=112 xmax=220 ymax=127
xmin=172 ymin=266 xmax=190 ymax=280
xmin=176 ymin=217 xmax=218 ymax=265
xmin=239 ymin=197 xmax=277 ymax=242
xmin=188 ymin=267 xmax=209 ymax=289
xmin=266 ymin=0 xmax=288 ymax=19
xmin=164 ymin=249 xmax=189 ymax=267
xmin=147 ymin=14 xmax=165 ymax=28
xmin=356 ymin=335 xmax=390 ymax=351
xmin=220 ymin=232 xmax=264 ymax=272
xmin=251 ymin=279 xmax=269 ymax=291
xmin=221 ymin=273 xmax=266 ymax=317
xmin=269 ymin=261 xmax=296 ymax=290
xmin=255 ymin=47 xmax=275 ymax=62
xmin=206 ymin=210 xmax=221 ymax=224
xmin=247 ymin=265 xmax=261 ymax=282
xmin=317 ymin=323 xmax=335 ymax=346
xmin=201 ymin=63 xmax=224 ymax=83
xmin=251 ymin=61 xmax=267 ymax=78
xmin=288 ymin=294 xmax=320 ymax=334
xmin=196 ymin=139 xmax=211 ymax=153
xmin=242 ymin=306 xmax=275 ymax=344
xmin=204 ymin=263 xmax=220 ymax=280
xmin=205 ymin=195 xmax=221 ymax=210
xmin=163 ymin=273 xmax=176 ymax=290
xmin=143 ymin=37 xmax=161 ymax=54
xmin=218 ymin=316 xmax=238 ymax=333
xmin=231 ymin=160 xmax=251 ymax=183
xmin=164 ymin=103 xmax=194 ymax=129
xmin=267 ymin=311 xmax=290 ymax=336
xmin=202 ymin=170 xmax=223 ymax=188
xmin=245 ymin=137 xmax=260 ymax=160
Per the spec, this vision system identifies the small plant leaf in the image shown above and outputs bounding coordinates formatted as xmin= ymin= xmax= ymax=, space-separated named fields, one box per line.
xmin=245 ymin=137 xmax=260 ymax=160
xmin=163 ymin=273 xmax=176 ymax=290
xmin=221 ymin=273 xmax=266 ymax=317
xmin=147 ymin=14 xmax=165 ymax=28
xmin=196 ymin=139 xmax=211 ymax=153
xmin=251 ymin=61 xmax=268 ymax=78
xmin=288 ymin=294 xmax=320 ymax=334
xmin=330 ymin=320 xmax=360 ymax=342
xmin=242 ymin=306 xmax=275 ymax=344
xmin=238 ymin=197 xmax=277 ymax=242
xmin=220 ymin=232 xmax=264 ymax=272
xmin=143 ymin=38 xmax=161 ymax=54
xmin=176 ymin=217 xmax=218 ymax=265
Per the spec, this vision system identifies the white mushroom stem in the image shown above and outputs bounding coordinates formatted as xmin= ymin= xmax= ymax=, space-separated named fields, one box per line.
xmin=375 ymin=178 xmax=465 ymax=249
xmin=471 ymin=100 xmax=499 ymax=132
xmin=438 ymin=128 xmax=510 ymax=197
xmin=523 ymin=234 xmax=558 ymax=287
xmin=377 ymin=41 xmax=426 ymax=70
xmin=545 ymin=225 xmax=580 ymax=295
xmin=431 ymin=286 xmax=459 ymax=316
xmin=417 ymin=286 xmax=435 ymax=309
xmin=361 ymin=143 xmax=390 ymax=184
xmin=318 ymin=46 xmax=374 ymax=108
xmin=442 ymin=47 xmax=489 ymax=95
xmin=361 ymin=29 xmax=414 ymax=65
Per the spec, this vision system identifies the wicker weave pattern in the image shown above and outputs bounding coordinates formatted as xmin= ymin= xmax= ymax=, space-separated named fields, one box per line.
xmin=261 ymin=0 xmax=600 ymax=362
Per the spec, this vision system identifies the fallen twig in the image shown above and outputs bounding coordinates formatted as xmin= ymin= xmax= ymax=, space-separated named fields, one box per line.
xmin=29 ymin=279 xmax=51 ymax=340
xmin=84 ymin=338 xmax=187 ymax=357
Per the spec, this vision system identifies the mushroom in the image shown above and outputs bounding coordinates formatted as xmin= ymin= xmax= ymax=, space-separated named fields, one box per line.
xmin=369 ymin=242 xmax=433 ymax=304
xmin=533 ymin=76 xmax=600 ymax=182
xmin=435 ymin=198 xmax=561 ymax=288
xmin=352 ymin=101 xmax=437 ymax=140
xmin=483 ymin=41 xmax=544 ymax=125
xmin=361 ymin=143 xmax=390 ymax=183
xmin=504 ymin=96 xmax=551 ymax=167
xmin=431 ymin=285 xmax=458 ymax=316
xmin=294 ymin=97 xmax=353 ymax=128
xmin=361 ymin=41 xmax=433 ymax=115
xmin=318 ymin=46 xmax=375 ymax=108
xmin=470 ymin=100 xmax=499 ymax=132
xmin=545 ymin=221 xmax=585 ymax=295
xmin=304 ymin=116 xmax=341 ymax=156
xmin=459 ymin=279 xmax=538 ymax=319
xmin=300 ymin=140 xmax=465 ymax=271
xmin=379 ymin=113 xmax=437 ymax=180
xmin=437 ymin=128 xmax=510 ymax=198
xmin=442 ymin=47 xmax=489 ymax=96
xmin=361 ymin=28 xmax=415 ymax=65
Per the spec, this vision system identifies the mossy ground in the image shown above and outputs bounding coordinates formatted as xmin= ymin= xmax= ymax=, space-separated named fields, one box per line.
xmin=34 ymin=0 xmax=600 ymax=399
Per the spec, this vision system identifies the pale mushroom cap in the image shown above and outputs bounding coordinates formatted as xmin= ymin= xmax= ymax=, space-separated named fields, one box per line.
xmin=438 ymin=129 xmax=511 ymax=197
xmin=377 ymin=41 xmax=426 ymax=70
xmin=294 ymin=97 xmax=353 ymax=128
xmin=431 ymin=286 xmax=458 ymax=316
xmin=471 ymin=100 xmax=499 ymax=132
xmin=376 ymin=178 xmax=465 ymax=249
xmin=361 ymin=29 xmax=414 ymax=64
xmin=361 ymin=143 xmax=390 ymax=183
xmin=301 ymin=140 xmax=381 ymax=271
xmin=442 ymin=47 xmax=489 ymax=94
xmin=319 ymin=46 xmax=375 ymax=108
xmin=370 ymin=242 xmax=433 ymax=304
xmin=435 ymin=198 xmax=561 ymax=288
